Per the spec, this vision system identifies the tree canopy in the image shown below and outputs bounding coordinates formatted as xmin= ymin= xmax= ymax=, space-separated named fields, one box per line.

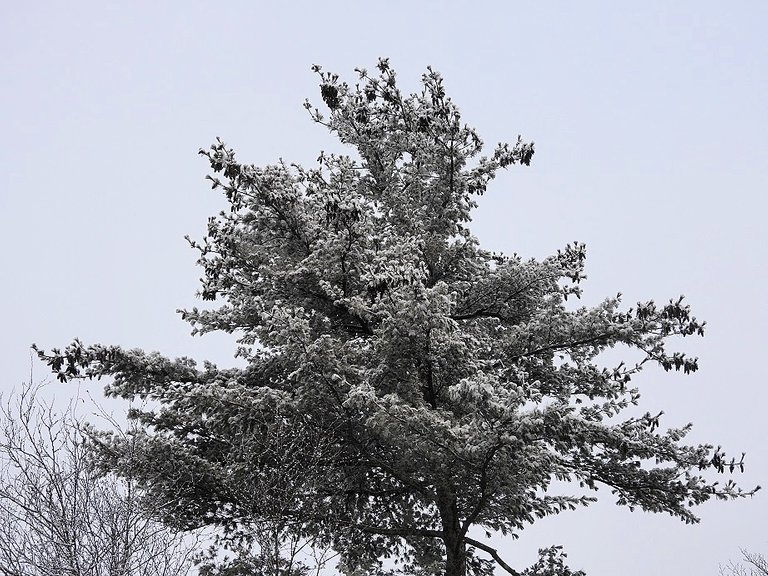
xmin=35 ymin=58 xmax=757 ymax=576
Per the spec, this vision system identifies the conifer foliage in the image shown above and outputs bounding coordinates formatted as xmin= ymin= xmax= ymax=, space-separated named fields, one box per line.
xmin=35 ymin=59 xmax=756 ymax=576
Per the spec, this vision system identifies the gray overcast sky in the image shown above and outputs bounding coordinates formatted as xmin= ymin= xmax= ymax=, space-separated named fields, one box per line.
xmin=2 ymin=2 xmax=766 ymax=574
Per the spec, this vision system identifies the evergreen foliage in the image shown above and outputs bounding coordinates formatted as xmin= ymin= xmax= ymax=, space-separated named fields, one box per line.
xmin=35 ymin=59 xmax=756 ymax=576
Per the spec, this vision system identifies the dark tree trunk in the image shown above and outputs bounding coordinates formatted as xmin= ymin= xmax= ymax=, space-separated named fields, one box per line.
xmin=437 ymin=484 xmax=467 ymax=576
xmin=444 ymin=534 xmax=467 ymax=576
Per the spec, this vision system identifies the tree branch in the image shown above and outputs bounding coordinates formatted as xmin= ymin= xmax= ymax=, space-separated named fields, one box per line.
xmin=359 ymin=525 xmax=443 ymax=539
xmin=464 ymin=536 xmax=521 ymax=576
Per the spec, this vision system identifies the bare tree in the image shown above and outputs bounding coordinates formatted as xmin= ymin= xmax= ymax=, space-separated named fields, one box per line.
xmin=0 ymin=383 xmax=197 ymax=576
xmin=721 ymin=550 xmax=768 ymax=576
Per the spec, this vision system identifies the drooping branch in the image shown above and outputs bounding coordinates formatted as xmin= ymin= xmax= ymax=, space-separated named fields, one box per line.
xmin=464 ymin=536 xmax=521 ymax=576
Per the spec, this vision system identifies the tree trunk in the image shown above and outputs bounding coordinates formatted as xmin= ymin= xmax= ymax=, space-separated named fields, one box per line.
xmin=444 ymin=535 xmax=467 ymax=576
xmin=437 ymin=485 xmax=466 ymax=576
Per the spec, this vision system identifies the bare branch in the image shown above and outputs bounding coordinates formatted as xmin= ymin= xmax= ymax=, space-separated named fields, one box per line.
xmin=464 ymin=536 xmax=521 ymax=576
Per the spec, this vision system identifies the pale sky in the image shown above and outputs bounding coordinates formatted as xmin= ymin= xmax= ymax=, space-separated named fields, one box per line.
xmin=2 ymin=2 xmax=766 ymax=574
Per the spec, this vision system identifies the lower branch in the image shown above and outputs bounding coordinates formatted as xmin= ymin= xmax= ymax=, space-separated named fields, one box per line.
xmin=359 ymin=525 xmax=443 ymax=539
xmin=464 ymin=536 xmax=521 ymax=576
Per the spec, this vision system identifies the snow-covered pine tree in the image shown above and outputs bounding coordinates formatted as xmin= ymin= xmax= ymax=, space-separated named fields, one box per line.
xmin=35 ymin=59 xmax=757 ymax=576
